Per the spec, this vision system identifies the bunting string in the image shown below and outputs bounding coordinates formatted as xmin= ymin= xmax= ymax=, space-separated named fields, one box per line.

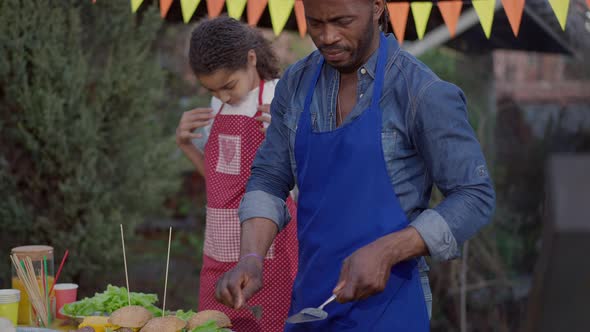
xmin=124 ymin=0 xmax=574 ymax=40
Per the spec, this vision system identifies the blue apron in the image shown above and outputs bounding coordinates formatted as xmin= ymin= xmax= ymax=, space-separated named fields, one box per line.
xmin=286 ymin=34 xmax=429 ymax=331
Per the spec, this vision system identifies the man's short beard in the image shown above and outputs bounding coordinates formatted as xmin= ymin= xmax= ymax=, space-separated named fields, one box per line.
xmin=331 ymin=13 xmax=376 ymax=74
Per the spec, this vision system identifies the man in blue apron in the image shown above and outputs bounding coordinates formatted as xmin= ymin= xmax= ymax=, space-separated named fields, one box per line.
xmin=215 ymin=0 xmax=495 ymax=330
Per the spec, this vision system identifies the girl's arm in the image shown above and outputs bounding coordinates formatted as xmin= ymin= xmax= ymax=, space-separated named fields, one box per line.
xmin=179 ymin=144 xmax=206 ymax=176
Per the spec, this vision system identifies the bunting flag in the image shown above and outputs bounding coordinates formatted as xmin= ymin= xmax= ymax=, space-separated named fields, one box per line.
xmin=160 ymin=0 xmax=174 ymax=18
xmin=130 ymin=0 xmax=580 ymax=40
xmin=411 ymin=1 xmax=432 ymax=40
xmin=438 ymin=1 xmax=462 ymax=37
xmin=548 ymin=0 xmax=570 ymax=30
xmin=181 ymin=0 xmax=201 ymax=23
xmin=247 ymin=0 xmax=268 ymax=26
xmin=472 ymin=0 xmax=495 ymax=39
xmin=207 ymin=0 xmax=225 ymax=18
xmin=387 ymin=2 xmax=410 ymax=44
xmin=268 ymin=0 xmax=294 ymax=36
xmin=131 ymin=0 xmax=144 ymax=13
xmin=294 ymin=1 xmax=307 ymax=38
xmin=501 ymin=0 xmax=525 ymax=36
xmin=226 ymin=0 xmax=247 ymax=19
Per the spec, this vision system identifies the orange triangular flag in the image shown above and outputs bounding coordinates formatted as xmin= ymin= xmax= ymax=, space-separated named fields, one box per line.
xmin=294 ymin=1 xmax=306 ymax=38
xmin=501 ymin=0 xmax=525 ymax=36
xmin=387 ymin=2 xmax=410 ymax=44
xmin=587 ymin=0 xmax=590 ymax=9
xmin=247 ymin=0 xmax=268 ymax=26
xmin=207 ymin=0 xmax=225 ymax=18
xmin=438 ymin=1 xmax=462 ymax=37
xmin=160 ymin=0 xmax=174 ymax=18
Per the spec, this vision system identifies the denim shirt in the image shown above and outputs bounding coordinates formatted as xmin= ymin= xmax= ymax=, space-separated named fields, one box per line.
xmin=239 ymin=33 xmax=495 ymax=269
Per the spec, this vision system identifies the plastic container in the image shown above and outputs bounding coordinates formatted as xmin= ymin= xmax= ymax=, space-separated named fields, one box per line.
xmin=0 ymin=289 xmax=21 ymax=325
xmin=10 ymin=246 xmax=54 ymax=325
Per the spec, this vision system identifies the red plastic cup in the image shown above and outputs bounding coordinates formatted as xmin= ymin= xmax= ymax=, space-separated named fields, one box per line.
xmin=54 ymin=283 xmax=78 ymax=319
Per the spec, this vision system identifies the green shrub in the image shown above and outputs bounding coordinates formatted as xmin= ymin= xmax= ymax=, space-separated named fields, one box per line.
xmin=0 ymin=0 xmax=179 ymax=283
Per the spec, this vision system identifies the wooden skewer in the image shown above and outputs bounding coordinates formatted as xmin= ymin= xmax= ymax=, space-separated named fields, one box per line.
xmin=162 ymin=226 xmax=172 ymax=316
xmin=22 ymin=258 xmax=43 ymax=313
xmin=120 ymin=224 xmax=131 ymax=306
xmin=25 ymin=258 xmax=43 ymax=307
xmin=10 ymin=255 xmax=49 ymax=327
xmin=25 ymin=257 xmax=48 ymax=325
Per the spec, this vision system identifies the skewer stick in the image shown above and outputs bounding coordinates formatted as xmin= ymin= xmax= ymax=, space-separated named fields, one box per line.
xmin=120 ymin=224 xmax=131 ymax=306
xmin=25 ymin=257 xmax=48 ymax=325
xmin=25 ymin=258 xmax=45 ymax=311
xmin=10 ymin=255 xmax=49 ymax=326
xmin=162 ymin=226 xmax=172 ymax=316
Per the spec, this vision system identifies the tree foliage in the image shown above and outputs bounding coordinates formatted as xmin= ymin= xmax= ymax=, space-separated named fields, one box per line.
xmin=0 ymin=0 xmax=179 ymax=283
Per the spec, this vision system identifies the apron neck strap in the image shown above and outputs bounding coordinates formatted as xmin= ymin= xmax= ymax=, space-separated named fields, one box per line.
xmin=258 ymin=79 xmax=265 ymax=106
xmin=304 ymin=59 xmax=324 ymax=116
xmin=371 ymin=33 xmax=387 ymax=110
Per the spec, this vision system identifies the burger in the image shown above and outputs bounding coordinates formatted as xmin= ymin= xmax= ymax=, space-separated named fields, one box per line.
xmin=187 ymin=310 xmax=231 ymax=330
xmin=140 ymin=316 xmax=186 ymax=332
xmin=71 ymin=307 xmax=232 ymax=332
xmin=107 ymin=305 xmax=153 ymax=332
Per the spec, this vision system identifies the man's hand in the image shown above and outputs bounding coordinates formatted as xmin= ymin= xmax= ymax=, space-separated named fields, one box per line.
xmin=215 ymin=256 xmax=264 ymax=309
xmin=333 ymin=227 xmax=427 ymax=303
xmin=216 ymin=217 xmax=278 ymax=309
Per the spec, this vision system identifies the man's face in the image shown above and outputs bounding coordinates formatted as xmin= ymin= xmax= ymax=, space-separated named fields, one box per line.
xmin=303 ymin=0 xmax=382 ymax=73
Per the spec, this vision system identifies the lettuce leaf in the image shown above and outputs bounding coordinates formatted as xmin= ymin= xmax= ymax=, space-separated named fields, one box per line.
xmin=172 ymin=309 xmax=197 ymax=321
xmin=62 ymin=284 xmax=162 ymax=316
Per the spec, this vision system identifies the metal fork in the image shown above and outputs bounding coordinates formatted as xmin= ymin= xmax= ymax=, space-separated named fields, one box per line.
xmin=244 ymin=304 xmax=263 ymax=320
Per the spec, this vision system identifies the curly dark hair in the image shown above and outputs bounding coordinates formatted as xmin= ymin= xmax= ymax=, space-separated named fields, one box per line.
xmin=188 ymin=16 xmax=280 ymax=80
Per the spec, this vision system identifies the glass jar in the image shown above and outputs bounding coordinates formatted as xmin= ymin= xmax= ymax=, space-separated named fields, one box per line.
xmin=10 ymin=245 xmax=55 ymax=325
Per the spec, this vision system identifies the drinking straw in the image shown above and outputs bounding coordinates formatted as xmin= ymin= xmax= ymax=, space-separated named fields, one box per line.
xmin=42 ymin=257 xmax=46 ymax=322
xmin=49 ymin=249 xmax=69 ymax=296
xmin=44 ymin=255 xmax=50 ymax=324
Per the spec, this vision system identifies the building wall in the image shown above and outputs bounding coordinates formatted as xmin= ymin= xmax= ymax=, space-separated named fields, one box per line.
xmin=493 ymin=50 xmax=590 ymax=138
xmin=494 ymin=50 xmax=590 ymax=105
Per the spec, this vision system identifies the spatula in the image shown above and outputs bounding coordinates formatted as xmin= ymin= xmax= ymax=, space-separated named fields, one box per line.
xmin=286 ymin=294 xmax=337 ymax=324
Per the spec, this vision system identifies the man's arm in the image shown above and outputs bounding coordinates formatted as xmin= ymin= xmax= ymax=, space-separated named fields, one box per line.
xmin=334 ymin=79 xmax=495 ymax=303
xmin=410 ymin=80 xmax=496 ymax=261
xmin=238 ymin=73 xmax=296 ymax=231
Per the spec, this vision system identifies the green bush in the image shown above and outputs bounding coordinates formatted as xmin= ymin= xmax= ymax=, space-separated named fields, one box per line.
xmin=0 ymin=0 xmax=179 ymax=283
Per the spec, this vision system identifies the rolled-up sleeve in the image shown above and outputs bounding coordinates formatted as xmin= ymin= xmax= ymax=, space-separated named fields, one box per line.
xmin=239 ymin=190 xmax=292 ymax=229
xmin=411 ymin=80 xmax=495 ymax=261
xmin=238 ymin=73 xmax=295 ymax=230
